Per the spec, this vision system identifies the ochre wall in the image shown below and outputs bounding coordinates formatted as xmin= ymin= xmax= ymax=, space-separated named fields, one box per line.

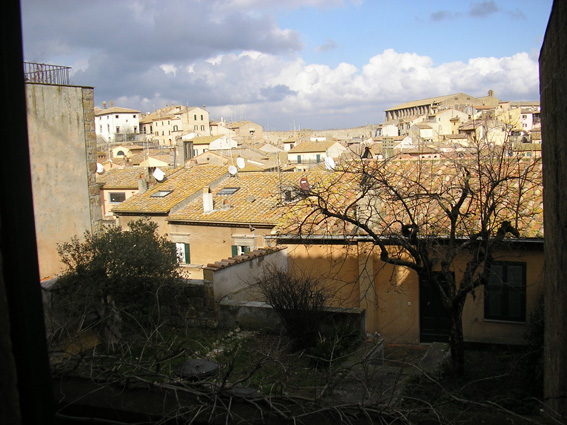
xmin=285 ymin=242 xmax=544 ymax=345
xmin=285 ymin=243 xmax=360 ymax=308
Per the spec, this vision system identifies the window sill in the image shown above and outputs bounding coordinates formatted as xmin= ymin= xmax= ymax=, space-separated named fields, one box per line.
xmin=483 ymin=319 xmax=526 ymax=325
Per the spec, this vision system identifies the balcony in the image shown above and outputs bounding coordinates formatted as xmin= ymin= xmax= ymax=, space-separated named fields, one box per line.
xmin=23 ymin=62 xmax=71 ymax=85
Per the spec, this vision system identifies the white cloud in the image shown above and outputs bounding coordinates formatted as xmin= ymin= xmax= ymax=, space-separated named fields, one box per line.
xmin=165 ymin=48 xmax=539 ymax=129
xmin=160 ymin=64 xmax=178 ymax=75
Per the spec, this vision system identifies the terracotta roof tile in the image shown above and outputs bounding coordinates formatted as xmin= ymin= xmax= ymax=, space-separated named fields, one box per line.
xmin=168 ymin=171 xmax=327 ymax=225
xmin=275 ymin=157 xmax=543 ymax=240
xmin=112 ymin=165 xmax=228 ymax=214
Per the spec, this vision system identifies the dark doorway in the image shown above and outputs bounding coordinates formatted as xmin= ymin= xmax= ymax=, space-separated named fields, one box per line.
xmin=420 ymin=273 xmax=451 ymax=342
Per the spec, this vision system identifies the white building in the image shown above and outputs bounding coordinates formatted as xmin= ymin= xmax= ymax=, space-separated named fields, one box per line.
xmin=95 ymin=105 xmax=140 ymax=143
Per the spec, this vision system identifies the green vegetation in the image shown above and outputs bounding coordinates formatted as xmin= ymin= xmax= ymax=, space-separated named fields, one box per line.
xmin=51 ymin=219 xmax=181 ymax=347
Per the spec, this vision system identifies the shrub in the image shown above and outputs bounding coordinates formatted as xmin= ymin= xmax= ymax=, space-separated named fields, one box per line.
xmin=50 ymin=219 xmax=182 ymax=346
xmin=256 ymin=268 xmax=328 ymax=350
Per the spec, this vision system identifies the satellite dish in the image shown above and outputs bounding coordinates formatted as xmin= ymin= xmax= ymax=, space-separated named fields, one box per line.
xmin=96 ymin=163 xmax=104 ymax=174
xmin=153 ymin=167 xmax=166 ymax=182
xmin=299 ymin=177 xmax=310 ymax=191
xmin=228 ymin=165 xmax=238 ymax=176
xmin=324 ymin=156 xmax=336 ymax=170
xmin=236 ymin=157 xmax=246 ymax=169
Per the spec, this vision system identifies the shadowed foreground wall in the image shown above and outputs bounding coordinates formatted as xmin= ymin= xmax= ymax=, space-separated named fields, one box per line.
xmin=540 ymin=0 xmax=567 ymax=418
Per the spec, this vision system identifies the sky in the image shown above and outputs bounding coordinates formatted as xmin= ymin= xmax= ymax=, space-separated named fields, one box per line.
xmin=20 ymin=0 xmax=554 ymax=131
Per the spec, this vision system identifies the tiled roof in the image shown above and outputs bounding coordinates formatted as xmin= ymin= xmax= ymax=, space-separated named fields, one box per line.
xmin=385 ymin=93 xmax=470 ymax=111
xmin=275 ymin=156 xmax=543 ymax=240
xmin=96 ymin=167 xmax=181 ymax=189
xmin=128 ymin=149 xmax=171 ymax=165
xmin=189 ymin=135 xmax=223 ymax=145
xmin=168 ymin=171 xmax=327 ymax=226
xmin=112 ymin=165 xmax=228 ymax=214
xmin=96 ymin=168 xmax=147 ymax=189
xmin=95 ymin=106 xmax=140 ymax=116
xmin=203 ymin=247 xmax=285 ymax=272
xmin=289 ymin=140 xmax=337 ymax=153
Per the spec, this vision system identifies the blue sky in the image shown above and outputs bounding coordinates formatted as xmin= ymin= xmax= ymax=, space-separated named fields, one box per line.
xmin=20 ymin=0 xmax=553 ymax=131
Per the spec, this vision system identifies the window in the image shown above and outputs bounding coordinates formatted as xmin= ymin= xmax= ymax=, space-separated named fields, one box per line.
xmin=176 ymin=243 xmax=190 ymax=264
xmin=134 ymin=126 xmax=137 ymax=133
xmin=173 ymin=125 xmax=178 ymax=132
xmin=218 ymin=187 xmax=240 ymax=195
xmin=316 ymin=154 xmax=321 ymax=163
xmin=297 ymin=155 xmax=302 ymax=164
xmin=109 ymin=192 xmax=126 ymax=203
xmin=194 ymin=125 xmax=198 ymax=131
xmin=115 ymin=115 xmax=119 ymax=119
xmin=116 ymin=126 xmax=120 ymax=133
xmin=201 ymin=125 xmax=205 ymax=131
xmin=231 ymin=245 xmax=250 ymax=256
xmin=133 ymin=114 xmax=137 ymax=119
xmin=201 ymin=114 xmax=203 ymax=120
xmin=485 ymin=262 xmax=526 ymax=322
xmin=150 ymin=190 xmax=173 ymax=198
xmin=194 ymin=114 xmax=197 ymax=120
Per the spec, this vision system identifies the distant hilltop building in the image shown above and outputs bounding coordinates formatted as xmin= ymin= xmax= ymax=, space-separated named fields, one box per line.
xmin=384 ymin=91 xmax=500 ymax=121
xmin=379 ymin=90 xmax=540 ymax=146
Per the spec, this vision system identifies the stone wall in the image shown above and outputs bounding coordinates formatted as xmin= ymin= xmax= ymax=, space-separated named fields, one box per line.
xmin=26 ymin=83 xmax=102 ymax=278
xmin=159 ymin=281 xmax=218 ymax=328
xmin=81 ymin=88 xmax=102 ymax=233
xmin=540 ymin=0 xmax=567 ymax=418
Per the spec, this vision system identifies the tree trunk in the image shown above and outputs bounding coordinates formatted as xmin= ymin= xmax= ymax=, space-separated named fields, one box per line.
xmin=449 ymin=300 xmax=465 ymax=375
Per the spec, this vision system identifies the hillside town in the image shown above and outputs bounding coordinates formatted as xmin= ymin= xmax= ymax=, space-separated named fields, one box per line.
xmin=5 ymin=2 xmax=567 ymax=424
xmin=94 ymin=89 xmax=541 ymax=175
xmin=7 ymin=45 xmax=564 ymax=425
xmin=19 ymin=62 xmax=542 ymax=347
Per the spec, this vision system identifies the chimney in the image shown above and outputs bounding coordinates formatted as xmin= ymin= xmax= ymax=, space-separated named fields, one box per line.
xmin=110 ymin=100 xmax=114 ymax=107
xmin=203 ymin=187 xmax=213 ymax=212
xmin=203 ymin=104 xmax=206 ymax=110
xmin=137 ymin=173 xmax=148 ymax=194
xmin=103 ymin=101 xmax=107 ymax=109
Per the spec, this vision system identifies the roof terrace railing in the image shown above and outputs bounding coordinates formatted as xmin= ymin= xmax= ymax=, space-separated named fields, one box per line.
xmin=23 ymin=62 xmax=71 ymax=85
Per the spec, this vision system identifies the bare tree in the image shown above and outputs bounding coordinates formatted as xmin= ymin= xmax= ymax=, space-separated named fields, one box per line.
xmin=279 ymin=135 xmax=542 ymax=375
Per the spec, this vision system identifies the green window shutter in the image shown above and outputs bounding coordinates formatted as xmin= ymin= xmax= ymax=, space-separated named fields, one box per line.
xmin=231 ymin=245 xmax=238 ymax=257
xmin=243 ymin=246 xmax=250 ymax=254
xmin=184 ymin=243 xmax=190 ymax=264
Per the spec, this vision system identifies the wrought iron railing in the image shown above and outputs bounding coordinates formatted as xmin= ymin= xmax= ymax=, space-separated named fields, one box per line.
xmin=23 ymin=62 xmax=71 ymax=85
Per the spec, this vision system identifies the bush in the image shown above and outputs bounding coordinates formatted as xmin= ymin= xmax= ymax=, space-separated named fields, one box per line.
xmin=308 ymin=319 xmax=360 ymax=367
xmin=256 ymin=268 xmax=328 ymax=350
xmin=51 ymin=219 xmax=182 ymax=346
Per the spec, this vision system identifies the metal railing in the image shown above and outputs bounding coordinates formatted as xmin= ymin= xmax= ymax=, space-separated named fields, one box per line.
xmin=23 ymin=62 xmax=71 ymax=85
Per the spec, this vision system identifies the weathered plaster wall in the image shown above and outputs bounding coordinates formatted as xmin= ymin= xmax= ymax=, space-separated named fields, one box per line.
xmin=26 ymin=83 xmax=101 ymax=279
xmin=205 ymin=248 xmax=288 ymax=302
xmin=540 ymin=0 xmax=567 ymax=417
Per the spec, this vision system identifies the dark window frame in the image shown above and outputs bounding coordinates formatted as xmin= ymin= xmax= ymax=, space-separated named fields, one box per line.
xmin=484 ymin=261 xmax=527 ymax=322
xmin=109 ymin=192 xmax=126 ymax=203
